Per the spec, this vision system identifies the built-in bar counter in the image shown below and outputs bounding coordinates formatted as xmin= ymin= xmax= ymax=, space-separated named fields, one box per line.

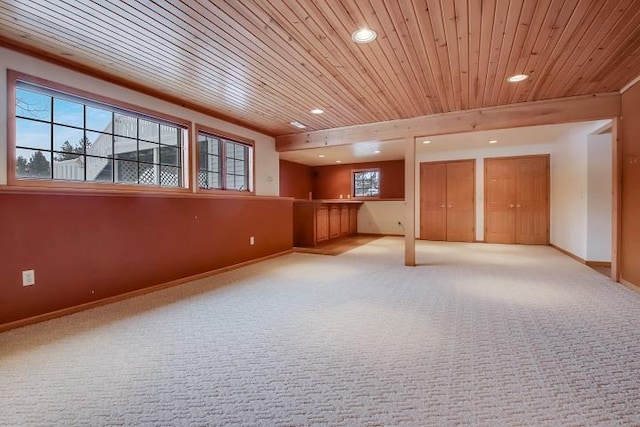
xmin=293 ymin=200 xmax=363 ymax=247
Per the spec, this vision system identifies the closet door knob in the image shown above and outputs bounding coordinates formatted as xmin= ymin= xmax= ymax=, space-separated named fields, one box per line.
xmin=510 ymin=204 xmax=515 ymax=208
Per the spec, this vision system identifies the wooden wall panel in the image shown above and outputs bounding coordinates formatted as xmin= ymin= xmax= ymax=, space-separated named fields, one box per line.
xmin=611 ymin=117 xmax=621 ymax=281
xmin=279 ymin=160 xmax=313 ymax=199
xmin=316 ymin=207 xmax=329 ymax=242
xmin=340 ymin=205 xmax=350 ymax=236
xmin=329 ymin=206 xmax=341 ymax=238
xmin=312 ymin=160 xmax=404 ymax=200
xmin=0 ymin=191 xmax=292 ymax=326
xmin=620 ymin=82 xmax=640 ymax=286
xmin=349 ymin=206 xmax=358 ymax=234
xmin=293 ymin=202 xmax=315 ymax=247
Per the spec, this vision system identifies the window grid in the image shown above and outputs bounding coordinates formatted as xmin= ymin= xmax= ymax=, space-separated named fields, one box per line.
xmin=198 ymin=135 xmax=222 ymax=190
xmin=15 ymin=83 xmax=185 ymax=188
xmin=225 ymin=142 xmax=249 ymax=191
xmin=198 ymin=131 xmax=252 ymax=192
xmin=353 ymin=169 xmax=381 ymax=198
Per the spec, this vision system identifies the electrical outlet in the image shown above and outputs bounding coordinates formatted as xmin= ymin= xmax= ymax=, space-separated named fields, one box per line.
xmin=22 ymin=270 xmax=35 ymax=286
xmin=250 ymin=236 xmax=255 ymax=245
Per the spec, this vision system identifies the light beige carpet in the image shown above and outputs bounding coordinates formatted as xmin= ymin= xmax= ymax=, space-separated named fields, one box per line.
xmin=1 ymin=237 xmax=639 ymax=426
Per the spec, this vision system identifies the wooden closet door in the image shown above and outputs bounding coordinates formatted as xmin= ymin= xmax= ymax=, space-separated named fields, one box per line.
xmin=515 ymin=156 xmax=549 ymax=244
xmin=446 ymin=160 xmax=475 ymax=242
xmin=420 ymin=162 xmax=447 ymax=240
xmin=485 ymin=158 xmax=517 ymax=243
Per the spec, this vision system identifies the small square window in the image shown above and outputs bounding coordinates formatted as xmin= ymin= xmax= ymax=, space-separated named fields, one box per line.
xmin=353 ymin=169 xmax=380 ymax=198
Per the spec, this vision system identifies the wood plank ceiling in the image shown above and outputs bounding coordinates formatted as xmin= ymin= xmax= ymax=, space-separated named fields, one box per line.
xmin=1 ymin=0 xmax=639 ymax=137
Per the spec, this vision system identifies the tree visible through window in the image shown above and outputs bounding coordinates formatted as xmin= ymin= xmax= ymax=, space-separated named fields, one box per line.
xmin=353 ymin=169 xmax=380 ymax=198
xmin=14 ymin=82 xmax=186 ymax=187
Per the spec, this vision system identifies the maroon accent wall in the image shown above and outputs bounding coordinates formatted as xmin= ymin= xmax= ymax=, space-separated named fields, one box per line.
xmin=312 ymin=160 xmax=405 ymax=200
xmin=621 ymin=82 xmax=640 ymax=285
xmin=0 ymin=191 xmax=292 ymax=325
xmin=279 ymin=160 xmax=313 ymax=199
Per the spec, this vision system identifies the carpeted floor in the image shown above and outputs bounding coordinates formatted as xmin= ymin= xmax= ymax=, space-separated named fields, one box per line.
xmin=1 ymin=237 xmax=639 ymax=426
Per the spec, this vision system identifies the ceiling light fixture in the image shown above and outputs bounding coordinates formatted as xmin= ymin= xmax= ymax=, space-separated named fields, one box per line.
xmin=351 ymin=28 xmax=377 ymax=44
xmin=374 ymin=150 xmax=381 ymax=154
xmin=422 ymin=140 xmax=432 ymax=144
xmin=310 ymin=108 xmax=324 ymax=114
xmin=489 ymin=140 xmax=498 ymax=144
xmin=507 ymin=74 xmax=529 ymax=83
xmin=335 ymin=160 xmax=342 ymax=163
xmin=318 ymin=154 xmax=325 ymax=158
xmin=290 ymin=121 xmax=306 ymax=129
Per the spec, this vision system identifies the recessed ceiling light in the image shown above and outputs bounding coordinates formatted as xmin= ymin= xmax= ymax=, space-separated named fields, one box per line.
xmin=318 ymin=154 xmax=325 ymax=158
xmin=489 ymin=140 xmax=498 ymax=144
xmin=422 ymin=140 xmax=432 ymax=144
xmin=310 ymin=108 xmax=324 ymax=114
xmin=507 ymin=74 xmax=529 ymax=83
xmin=373 ymin=150 xmax=381 ymax=154
xmin=290 ymin=121 xmax=306 ymax=129
xmin=351 ymin=28 xmax=377 ymax=44
xmin=335 ymin=160 xmax=342 ymax=163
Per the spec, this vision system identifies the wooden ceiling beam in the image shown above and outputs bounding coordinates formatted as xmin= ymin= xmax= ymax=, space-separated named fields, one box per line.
xmin=276 ymin=92 xmax=620 ymax=151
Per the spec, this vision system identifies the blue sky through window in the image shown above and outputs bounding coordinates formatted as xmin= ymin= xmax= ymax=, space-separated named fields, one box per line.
xmin=16 ymin=89 xmax=51 ymax=120
xmin=16 ymin=118 xmax=50 ymax=150
xmin=15 ymin=83 xmax=185 ymax=187
xmin=16 ymin=88 xmax=117 ymax=151
xmin=53 ymin=98 xmax=83 ymax=127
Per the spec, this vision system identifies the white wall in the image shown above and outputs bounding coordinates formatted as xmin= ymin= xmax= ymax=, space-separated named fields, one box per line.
xmin=412 ymin=121 xmax=611 ymax=256
xmin=415 ymin=143 xmax=552 ymax=241
xmin=0 ymin=47 xmax=280 ymax=196
xmin=358 ymin=201 xmax=405 ymax=235
xmin=549 ymin=124 xmax=613 ymax=261
xmin=550 ymin=129 xmax=589 ymax=259
xmin=586 ymin=133 xmax=612 ymax=261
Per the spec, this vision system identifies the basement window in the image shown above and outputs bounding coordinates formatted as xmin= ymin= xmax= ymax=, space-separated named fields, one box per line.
xmin=11 ymin=74 xmax=188 ymax=189
xmin=353 ymin=169 xmax=380 ymax=198
xmin=197 ymin=127 xmax=254 ymax=193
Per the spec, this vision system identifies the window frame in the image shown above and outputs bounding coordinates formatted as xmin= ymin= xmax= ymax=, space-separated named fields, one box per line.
xmin=7 ymin=70 xmax=192 ymax=193
xmin=195 ymin=124 xmax=255 ymax=195
xmin=351 ymin=168 xmax=381 ymax=199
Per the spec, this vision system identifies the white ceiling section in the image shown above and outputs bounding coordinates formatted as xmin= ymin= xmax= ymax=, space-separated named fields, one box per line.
xmin=279 ymin=139 xmax=406 ymax=166
xmin=280 ymin=120 xmax=611 ymax=166
xmin=415 ymin=120 xmax=612 ymax=153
